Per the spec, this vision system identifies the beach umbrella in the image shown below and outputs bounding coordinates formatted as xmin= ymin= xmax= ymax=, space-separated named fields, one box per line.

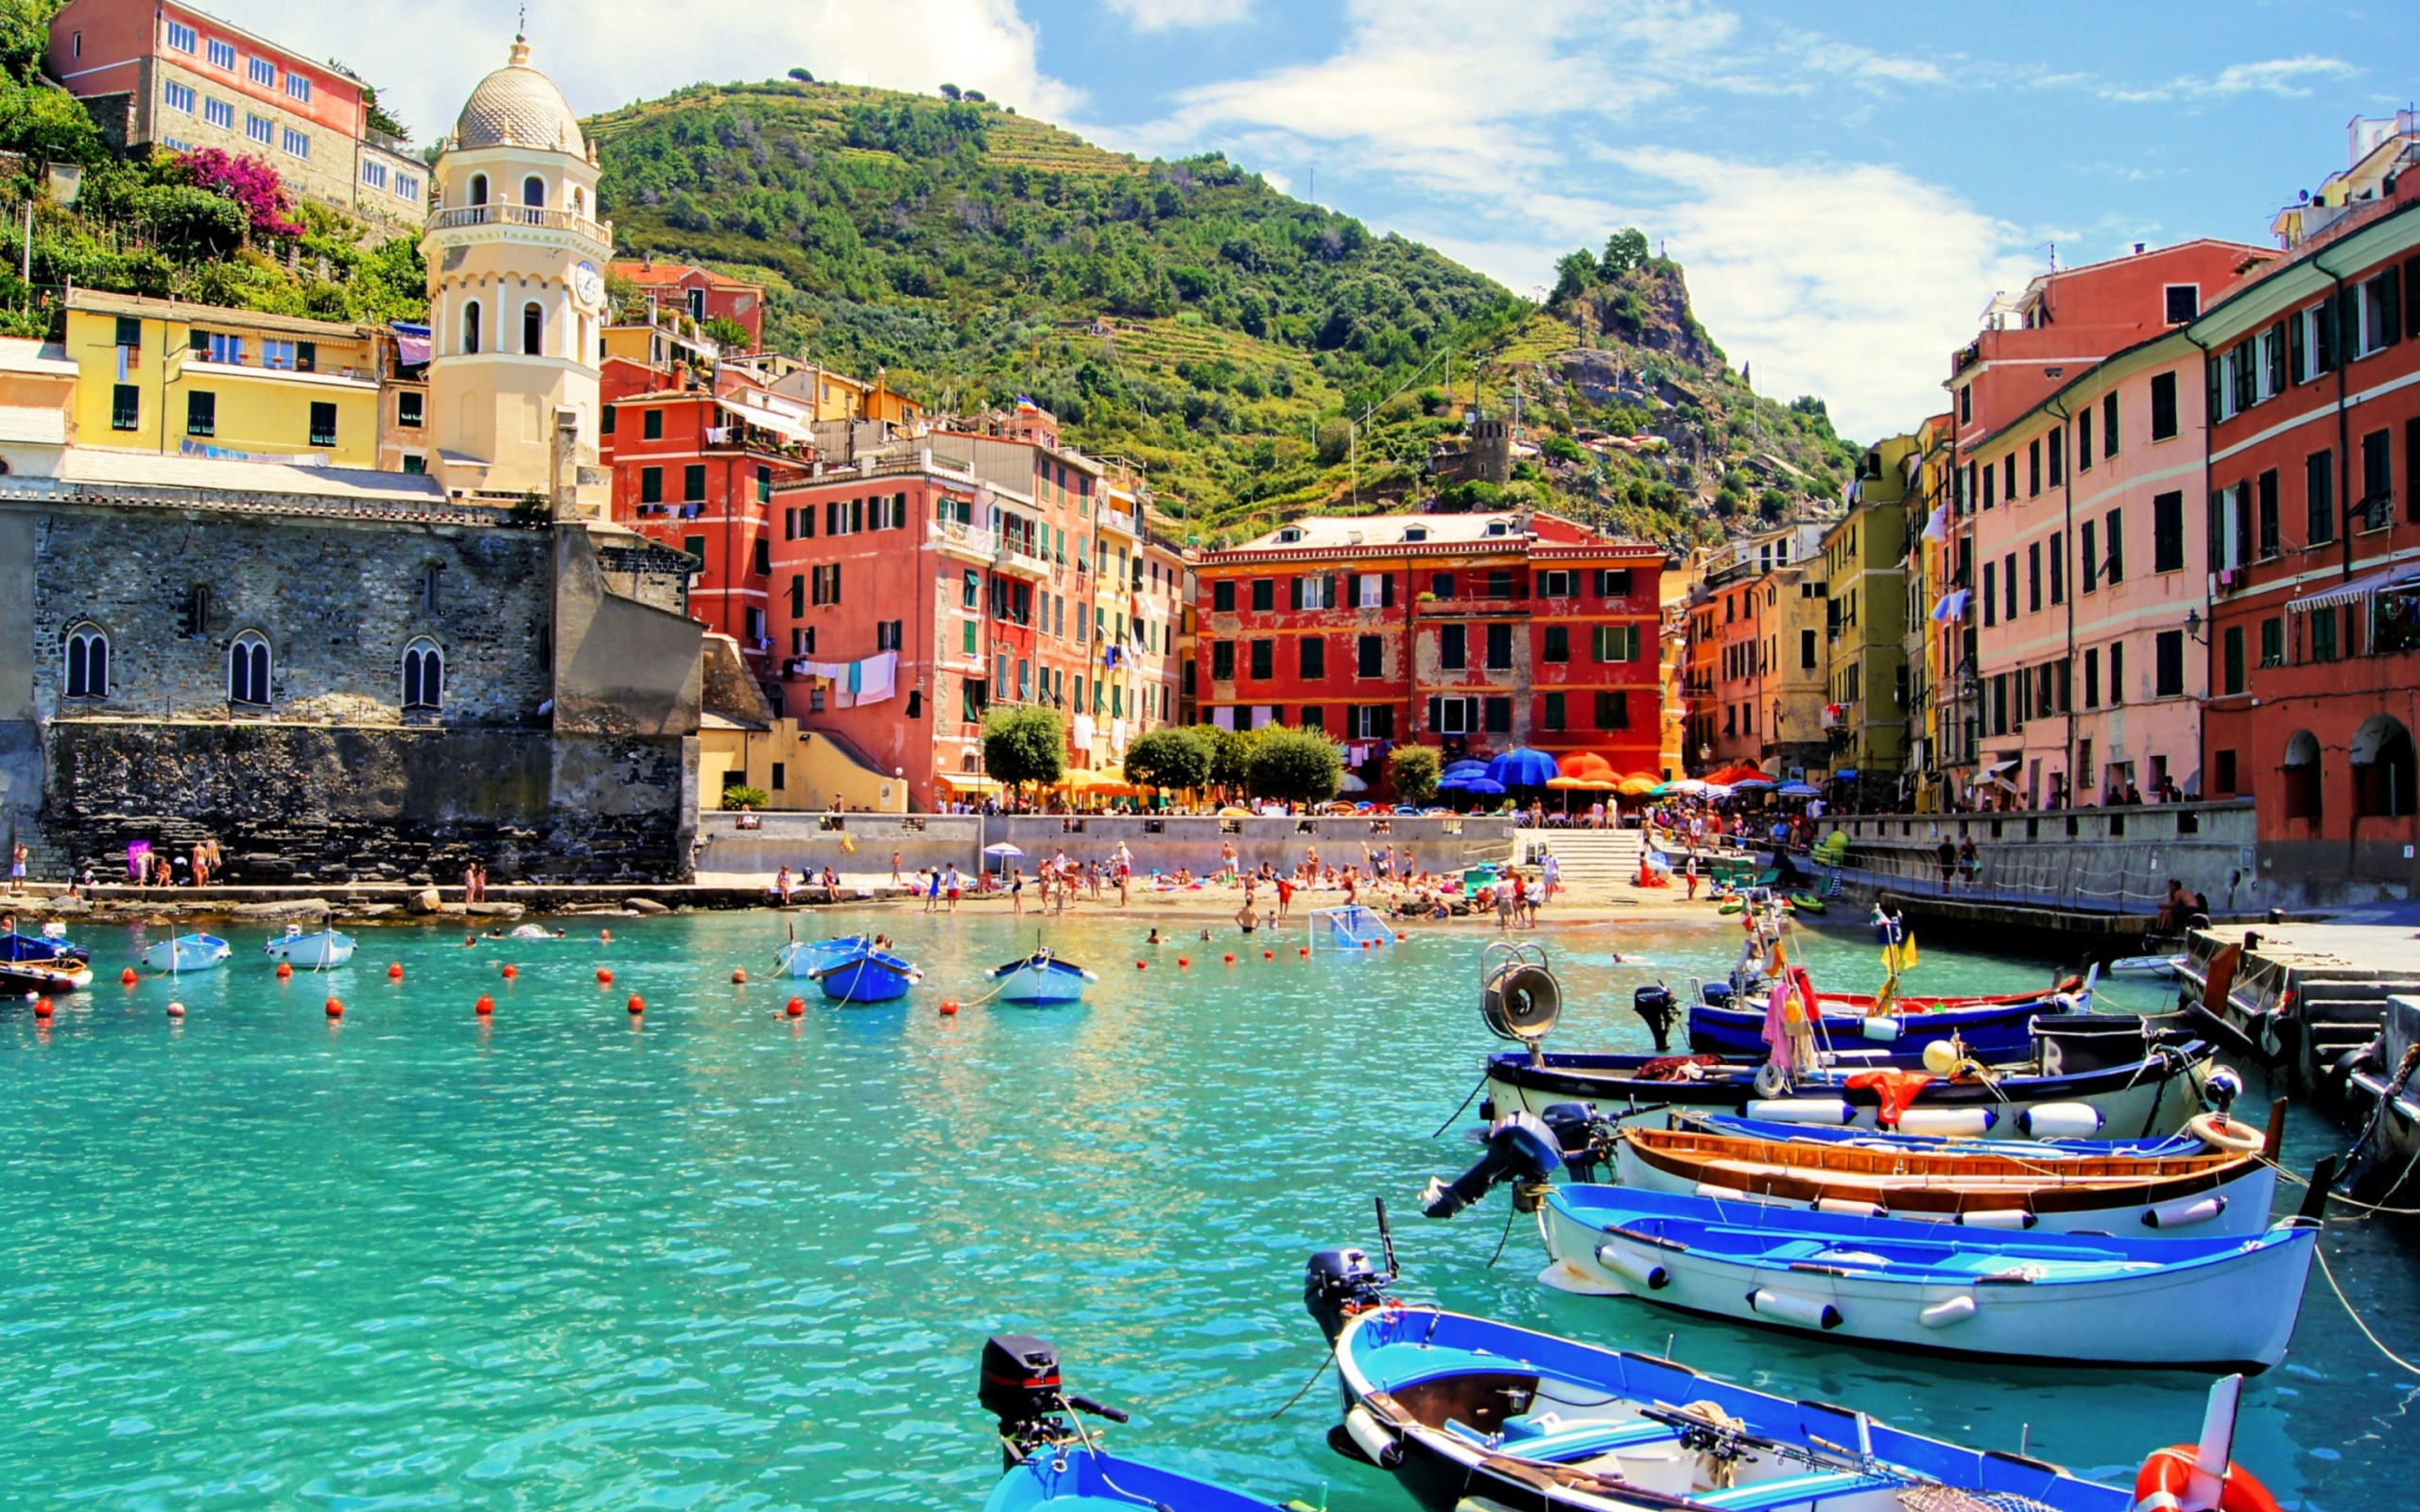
xmin=1486 ymin=747 xmax=1561 ymax=788
xmin=1339 ymin=772 xmax=1369 ymax=793
xmin=1558 ymin=750 xmax=1616 ymax=782
xmin=1779 ymin=782 xmax=1821 ymax=798
xmin=982 ymin=841 xmax=1024 ymax=874
xmin=1647 ymin=781 xmax=1680 ymax=798
xmin=1545 ymin=776 xmax=1597 ymax=790
xmin=1731 ymin=777 xmax=1778 ymax=792
xmin=1676 ymin=779 xmax=1708 ymax=794
xmin=1461 ymin=777 xmax=1508 ymax=796
xmin=1435 ymin=772 xmax=1474 ymax=790
xmin=1443 ymin=759 xmax=1489 ymax=777
xmin=1617 ymin=776 xmax=1658 ymax=796
xmin=1702 ymin=783 xmax=1734 ymax=799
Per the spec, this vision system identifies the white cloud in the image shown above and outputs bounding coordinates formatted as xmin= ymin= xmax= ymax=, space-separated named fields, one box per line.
xmin=2094 ymin=55 xmax=2356 ymax=104
xmin=1103 ymin=0 xmax=1256 ymax=29
xmin=197 ymin=0 xmax=1081 ymax=151
xmin=1099 ymin=0 xmax=1997 ymax=438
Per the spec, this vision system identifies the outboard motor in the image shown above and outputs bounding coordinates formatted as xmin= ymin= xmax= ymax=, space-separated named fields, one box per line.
xmin=1304 ymin=1247 xmax=1392 ymax=1345
xmin=1541 ymin=1101 xmax=1616 ymax=1181
xmin=1422 ymin=1110 xmax=1562 ymax=1219
xmin=1700 ymin=979 xmax=1736 ymax=1010
xmin=1633 ymin=984 xmax=1679 ymax=1053
xmin=980 ymin=1334 xmax=1128 ymax=1469
xmin=2201 ymin=1065 xmax=2245 ymax=1118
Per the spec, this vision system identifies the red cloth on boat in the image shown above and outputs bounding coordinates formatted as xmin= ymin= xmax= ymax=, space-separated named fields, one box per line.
xmin=1636 ymin=1054 xmax=1726 ymax=1082
xmin=1845 ymin=1069 xmax=1937 ymax=1127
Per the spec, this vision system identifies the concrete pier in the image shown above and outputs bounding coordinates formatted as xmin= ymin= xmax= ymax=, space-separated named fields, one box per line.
xmin=2179 ymin=921 xmax=2420 ymax=1096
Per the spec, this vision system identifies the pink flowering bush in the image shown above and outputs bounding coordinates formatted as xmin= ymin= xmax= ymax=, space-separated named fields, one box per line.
xmin=166 ymin=147 xmax=302 ymax=239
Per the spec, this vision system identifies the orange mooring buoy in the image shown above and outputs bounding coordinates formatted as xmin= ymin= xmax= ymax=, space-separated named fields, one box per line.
xmin=325 ymin=997 xmax=344 ymax=1019
xmin=388 ymin=963 xmax=405 ymax=981
xmin=732 ymin=968 xmax=748 ymax=984
xmin=627 ymin=994 xmax=645 ymax=1015
xmin=1224 ymin=953 xmax=1236 ymax=964
xmin=596 ymin=968 xmax=614 ymax=986
xmin=166 ymin=1001 xmax=185 ymax=1019
xmin=475 ymin=994 xmax=494 ymax=1016
xmin=121 ymin=966 xmax=139 ymax=987
xmin=501 ymin=964 xmax=518 ymax=980
xmin=1136 ymin=960 xmax=1148 ymax=971
xmin=1178 ymin=956 xmax=1189 ymax=968
xmin=275 ymin=960 xmax=293 ymax=980
xmin=1299 ymin=946 xmax=1310 ymax=957
xmin=786 ymin=996 xmax=805 ymax=1016
xmin=32 ymin=997 xmax=53 ymax=1019
xmin=939 ymin=999 xmax=959 ymax=1016
xmin=1264 ymin=950 xmax=1274 ymax=960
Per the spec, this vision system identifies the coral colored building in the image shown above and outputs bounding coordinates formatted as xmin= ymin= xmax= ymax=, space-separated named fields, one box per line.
xmin=1191 ymin=511 xmax=1666 ymax=791
xmin=608 ymin=260 xmax=769 ymax=352
xmin=2198 ymin=166 xmax=2420 ymax=903
xmin=1707 ymin=565 xmax=1766 ymax=769
xmin=601 ymin=358 xmax=816 ymax=675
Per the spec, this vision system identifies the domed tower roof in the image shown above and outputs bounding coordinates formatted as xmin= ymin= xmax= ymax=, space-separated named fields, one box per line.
xmin=453 ymin=37 xmax=584 ymax=153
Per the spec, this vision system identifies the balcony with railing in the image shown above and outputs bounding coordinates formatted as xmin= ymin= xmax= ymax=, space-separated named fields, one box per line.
xmin=929 ymin=518 xmax=1000 ymax=563
xmin=1097 ymin=507 xmax=1138 ymax=539
xmin=429 ymin=205 xmax=611 ymax=242
xmin=994 ymin=539 xmax=1058 ymax=581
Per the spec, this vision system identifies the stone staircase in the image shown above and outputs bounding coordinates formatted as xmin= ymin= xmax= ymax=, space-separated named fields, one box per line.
xmin=1514 ymin=827 xmax=1646 ymax=898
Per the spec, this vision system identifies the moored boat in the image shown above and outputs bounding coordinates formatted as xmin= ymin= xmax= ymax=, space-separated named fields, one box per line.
xmin=0 ymin=929 xmax=89 ymax=969
xmin=1306 ymin=1243 xmax=2259 ymax=1512
xmin=143 ymin=934 xmax=231 ymax=973
xmin=805 ymin=944 xmax=921 ymax=1005
xmin=1686 ymin=984 xmax=2086 ymax=1061
xmin=1533 ymin=1181 xmax=2321 ymax=1370
xmin=989 ymin=947 xmax=1097 ymax=1006
xmin=977 ymin=1335 xmax=1288 ymax=1512
xmin=0 ymin=959 xmax=92 ymax=996
xmin=773 ymin=934 xmax=869 ymax=978
xmin=263 ymin=925 xmax=355 ymax=970
xmin=1607 ymin=1118 xmax=2279 ymax=1236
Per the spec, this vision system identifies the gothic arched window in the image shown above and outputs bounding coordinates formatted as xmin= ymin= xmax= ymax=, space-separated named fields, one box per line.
xmin=229 ymin=631 xmax=271 ymax=706
xmin=63 ymin=622 xmax=108 ymax=699
xmin=402 ymin=637 xmax=444 ymax=711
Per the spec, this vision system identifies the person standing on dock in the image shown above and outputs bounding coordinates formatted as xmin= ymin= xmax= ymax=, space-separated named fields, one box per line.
xmin=8 ymin=841 xmax=25 ymax=894
xmin=1936 ymin=835 xmax=1956 ymax=887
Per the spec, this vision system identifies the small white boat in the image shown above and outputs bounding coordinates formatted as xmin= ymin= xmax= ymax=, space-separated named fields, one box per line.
xmin=988 ymin=947 xmax=1098 ymax=1007
xmin=264 ymin=925 xmax=355 ymax=970
xmin=2108 ymin=954 xmax=2187 ymax=979
xmin=144 ymin=934 xmax=231 ymax=973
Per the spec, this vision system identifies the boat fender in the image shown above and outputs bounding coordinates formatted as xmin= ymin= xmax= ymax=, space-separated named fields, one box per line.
xmin=1896 ymin=1108 xmax=1996 ymax=1138
xmin=2051 ymin=991 xmax=2084 ymax=1015
xmin=1746 ymin=1287 xmax=1841 ymax=1331
xmin=1743 ymin=1098 xmax=1855 ymax=1125
xmin=1752 ymin=1061 xmax=1788 ymax=1099
xmin=1422 ymin=1112 xmax=1562 ymax=1219
xmin=2144 ymin=1194 xmax=2226 ymax=1230
xmin=2186 ymin=1112 xmax=2265 ymax=1155
xmin=2132 ymin=1446 xmax=2280 ymax=1512
xmin=1918 ymin=1295 xmax=1978 ymax=1329
xmin=1814 ymin=1197 xmax=1881 ymax=1218
xmin=2019 ymin=1103 xmax=2105 ymax=1139
xmin=1693 ymin=1181 xmax=1749 ymax=1202
xmin=1594 ymin=1243 xmax=1669 ymax=1292
xmin=1859 ymin=1016 xmax=1902 ymax=1042
xmin=1954 ymin=1209 xmax=2038 ymax=1230
xmin=1343 ymin=1405 xmax=1403 ymax=1469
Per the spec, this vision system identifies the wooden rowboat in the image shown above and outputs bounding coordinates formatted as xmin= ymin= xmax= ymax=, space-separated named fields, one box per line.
xmin=1612 ymin=1116 xmax=2279 ymax=1236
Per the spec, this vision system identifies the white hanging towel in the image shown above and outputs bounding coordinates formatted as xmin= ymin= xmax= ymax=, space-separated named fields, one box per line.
xmin=853 ymin=651 xmax=898 ymax=705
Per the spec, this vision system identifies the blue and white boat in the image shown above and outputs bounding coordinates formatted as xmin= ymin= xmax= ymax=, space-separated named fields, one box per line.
xmin=0 ymin=929 xmax=89 ymax=968
xmin=805 ymin=943 xmax=922 ymax=1005
xmin=1534 ymin=1182 xmax=2320 ymax=1370
xmin=989 ymin=947 xmax=1097 ymax=1006
xmin=1306 ymin=1245 xmax=2267 ymax=1512
xmin=264 ymin=925 xmax=355 ymax=970
xmin=1686 ymin=984 xmax=2080 ymax=1062
xmin=978 ymin=1336 xmax=1288 ymax=1512
xmin=773 ymin=934 xmax=869 ymax=978
xmin=1312 ymin=902 xmax=1392 ymax=948
xmin=143 ymin=934 xmax=231 ymax=973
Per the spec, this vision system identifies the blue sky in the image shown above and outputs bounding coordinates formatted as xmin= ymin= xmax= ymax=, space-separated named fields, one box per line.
xmin=218 ymin=0 xmax=2414 ymax=438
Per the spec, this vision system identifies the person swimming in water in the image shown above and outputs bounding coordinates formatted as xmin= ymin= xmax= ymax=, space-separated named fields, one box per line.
xmin=1146 ymin=927 xmax=1164 ymax=945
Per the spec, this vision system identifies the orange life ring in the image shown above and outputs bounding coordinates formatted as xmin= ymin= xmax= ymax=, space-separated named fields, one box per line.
xmin=2132 ymin=1445 xmax=2279 ymax=1512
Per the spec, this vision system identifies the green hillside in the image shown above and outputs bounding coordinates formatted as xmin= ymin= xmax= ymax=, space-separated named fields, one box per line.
xmin=590 ymin=80 xmax=1858 ymax=548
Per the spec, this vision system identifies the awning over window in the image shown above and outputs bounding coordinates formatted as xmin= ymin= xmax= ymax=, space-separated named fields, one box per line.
xmin=2290 ymin=559 xmax=2420 ymax=612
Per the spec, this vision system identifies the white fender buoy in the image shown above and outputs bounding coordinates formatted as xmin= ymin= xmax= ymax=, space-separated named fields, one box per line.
xmin=1594 ymin=1244 xmax=1670 ymax=1292
xmin=2143 ymin=1194 xmax=2226 ymax=1230
xmin=1815 ymin=1197 xmax=1882 ymax=1218
xmin=1693 ymin=1181 xmax=1750 ymax=1202
xmin=1897 ymin=1108 xmax=1995 ymax=1138
xmin=1745 ymin=1098 xmax=1855 ymax=1125
xmin=1344 ymin=1405 xmax=1401 ymax=1469
xmin=1860 ymin=1016 xmax=1903 ymax=1042
xmin=2020 ymin=1102 xmax=2105 ymax=1139
xmin=1954 ymin=1209 xmax=2037 ymax=1230
xmin=1918 ymin=1295 xmax=1979 ymax=1329
xmin=1747 ymin=1288 xmax=1841 ymax=1331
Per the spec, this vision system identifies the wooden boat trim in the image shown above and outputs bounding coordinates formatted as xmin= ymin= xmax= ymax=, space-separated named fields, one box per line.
xmin=1619 ymin=1133 xmax=2246 ymax=1216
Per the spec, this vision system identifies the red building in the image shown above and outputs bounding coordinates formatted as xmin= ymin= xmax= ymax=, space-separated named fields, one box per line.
xmin=764 ymin=407 xmax=1180 ymax=808
xmin=2198 ymin=172 xmax=2420 ymax=902
xmin=609 ymin=260 xmax=768 ymax=352
xmin=601 ymin=357 xmax=816 ymax=672
xmin=1191 ymin=511 xmax=1666 ymax=791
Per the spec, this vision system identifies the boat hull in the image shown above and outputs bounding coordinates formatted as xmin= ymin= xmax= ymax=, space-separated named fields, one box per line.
xmin=0 ymin=932 xmax=89 ymax=969
xmin=1485 ymin=1047 xmax=2212 ymax=1141
xmin=264 ymin=932 xmax=355 ymax=970
xmin=991 ymin=963 xmax=1093 ymax=1006
xmin=1612 ymin=1129 xmax=2276 ymax=1236
xmin=809 ymin=952 xmax=920 ymax=1004
xmin=1687 ymin=992 xmax=2064 ymax=1060
xmin=0 ymin=962 xmax=91 ymax=995
xmin=774 ymin=936 xmax=869 ymax=979
xmin=142 ymin=936 xmax=231 ymax=973
xmin=983 ymin=1449 xmax=1280 ymax=1511
xmin=1537 ymin=1187 xmax=2314 ymax=1371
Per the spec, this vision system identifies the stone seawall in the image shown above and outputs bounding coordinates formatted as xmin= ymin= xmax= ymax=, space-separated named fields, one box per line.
xmin=41 ymin=721 xmax=694 ymax=884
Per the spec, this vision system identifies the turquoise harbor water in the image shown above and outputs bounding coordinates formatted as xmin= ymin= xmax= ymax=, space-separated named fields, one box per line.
xmin=2 ymin=910 xmax=2413 ymax=1511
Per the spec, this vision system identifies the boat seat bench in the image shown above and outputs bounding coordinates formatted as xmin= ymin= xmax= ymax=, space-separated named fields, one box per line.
xmin=1691 ymin=1470 xmax=1904 ymax=1510
xmin=1443 ymin=1414 xmax=1684 ymax=1463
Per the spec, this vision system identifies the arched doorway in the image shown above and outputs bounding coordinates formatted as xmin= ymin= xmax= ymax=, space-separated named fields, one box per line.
xmin=2352 ymin=715 xmax=2416 ymax=818
xmin=2282 ymin=729 xmax=2322 ymax=825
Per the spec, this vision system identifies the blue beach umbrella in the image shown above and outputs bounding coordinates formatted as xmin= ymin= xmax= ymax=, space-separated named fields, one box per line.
xmin=1460 ymin=777 xmax=1508 ymax=796
xmin=1443 ymin=760 xmax=1489 ymax=777
xmin=1779 ymin=782 xmax=1821 ymax=798
xmin=1486 ymin=747 xmax=1561 ymax=788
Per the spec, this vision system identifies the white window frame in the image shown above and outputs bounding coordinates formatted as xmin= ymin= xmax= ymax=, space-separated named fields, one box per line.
xmin=228 ymin=631 xmax=271 ymax=706
xmin=285 ymin=73 xmax=311 ymax=103
xmin=63 ymin=622 xmax=109 ymax=699
xmin=202 ymin=96 xmax=232 ymax=129
xmin=362 ymin=160 xmax=387 ymax=190
xmin=205 ymin=38 xmax=234 ymax=69
xmin=163 ymin=79 xmax=195 ymax=113
xmin=249 ymin=57 xmax=274 ymax=87
xmin=164 ymin=20 xmax=198 ymax=52
xmin=281 ymin=126 xmax=309 ymax=160
xmin=246 ymin=113 xmax=272 ymax=145
xmin=401 ymin=637 xmax=443 ymax=711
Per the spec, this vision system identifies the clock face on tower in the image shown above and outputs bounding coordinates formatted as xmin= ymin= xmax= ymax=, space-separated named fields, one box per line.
xmin=571 ymin=261 xmax=604 ymax=312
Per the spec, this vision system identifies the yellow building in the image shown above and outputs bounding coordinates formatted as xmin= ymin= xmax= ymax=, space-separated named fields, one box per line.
xmin=63 ymin=289 xmax=385 ymax=467
xmin=699 ymin=714 xmax=909 ymax=812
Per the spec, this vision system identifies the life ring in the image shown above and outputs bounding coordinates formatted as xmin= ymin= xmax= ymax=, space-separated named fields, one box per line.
xmin=2185 ymin=1111 xmax=2265 ymax=1155
xmin=1788 ymin=892 xmax=1827 ymax=915
xmin=2132 ymin=1444 xmax=2280 ymax=1512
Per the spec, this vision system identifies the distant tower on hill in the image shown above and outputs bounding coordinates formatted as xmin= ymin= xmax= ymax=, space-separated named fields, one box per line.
xmin=424 ymin=35 xmax=612 ymax=514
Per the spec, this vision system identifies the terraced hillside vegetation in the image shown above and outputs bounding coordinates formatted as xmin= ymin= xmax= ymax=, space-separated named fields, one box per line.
xmin=591 ymin=80 xmax=1859 ymax=548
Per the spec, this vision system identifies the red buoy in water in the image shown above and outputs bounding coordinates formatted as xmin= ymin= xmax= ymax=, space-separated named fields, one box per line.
xmin=732 ymin=968 xmax=749 ymax=984
xmin=1396 ymin=933 xmax=1407 ymax=942
xmin=1136 ymin=960 xmax=1148 ymax=971
xmin=1361 ymin=939 xmax=1373 ymax=950
xmin=275 ymin=961 xmax=293 ymax=980
xmin=501 ymin=964 xmax=518 ymax=980
xmin=786 ymin=996 xmax=805 ymax=1016
xmin=475 ymin=994 xmax=494 ymax=1016
xmin=1178 ymin=956 xmax=1189 ymax=968
xmin=596 ymin=968 xmax=614 ymax=986
xmin=32 ymin=997 xmax=53 ymax=1019
xmin=1299 ymin=946 xmax=1310 ymax=957
xmin=1264 ymin=950 xmax=1274 ymax=960
xmin=1224 ymin=953 xmax=1236 ymax=964
xmin=325 ymin=997 xmax=344 ymax=1020
xmin=120 ymin=966 xmax=138 ymax=987
xmin=166 ymin=1001 xmax=185 ymax=1019
xmin=388 ymin=963 xmax=405 ymax=980
xmin=627 ymin=994 xmax=645 ymax=1015
xmin=939 ymin=1000 xmax=959 ymax=1017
